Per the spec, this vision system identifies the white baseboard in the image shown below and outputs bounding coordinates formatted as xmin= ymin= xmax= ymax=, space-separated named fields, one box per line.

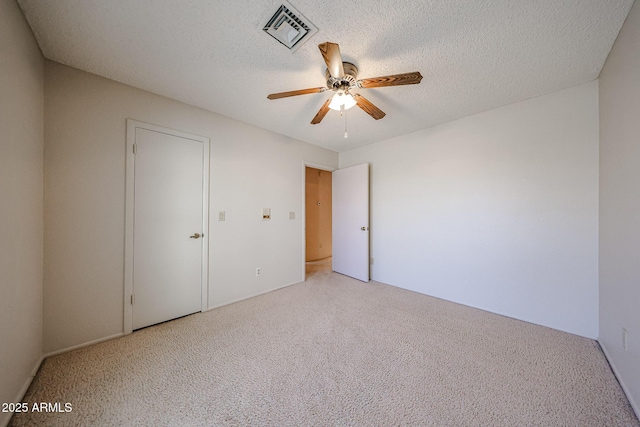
xmin=204 ymin=281 xmax=302 ymax=312
xmin=598 ymin=339 xmax=639 ymax=420
xmin=3 ymin=282 xmax=295 ymax=427
xmin=43 ymin=332 xmax=125 ymax=359
xmin=1 ymin=354 xmax=45 ymax=427
xmin=2 ymin=333 xmax=125 ymax=427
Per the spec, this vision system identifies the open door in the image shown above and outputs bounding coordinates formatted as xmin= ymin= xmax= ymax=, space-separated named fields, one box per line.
xmin=332 ymin=163 xmax=370 ymax=282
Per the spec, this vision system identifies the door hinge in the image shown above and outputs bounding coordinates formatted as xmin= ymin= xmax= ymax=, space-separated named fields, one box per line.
xmin=131 ymin=294 xmax=135 ymax=305
xmin=133 ymin=144 xmax=137 ymax=154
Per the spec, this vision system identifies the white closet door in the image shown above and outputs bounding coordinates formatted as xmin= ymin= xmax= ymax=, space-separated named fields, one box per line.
xmin=131 ymin=126 xmax=205 ymax=330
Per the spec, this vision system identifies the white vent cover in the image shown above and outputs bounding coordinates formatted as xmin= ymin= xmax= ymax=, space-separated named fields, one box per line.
xmin=262 ymin=1 xmax=318 ymax=52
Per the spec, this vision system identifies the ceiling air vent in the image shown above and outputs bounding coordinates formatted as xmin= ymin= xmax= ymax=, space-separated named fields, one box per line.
xmin=262 ymin=1 xmax=318 ymax=53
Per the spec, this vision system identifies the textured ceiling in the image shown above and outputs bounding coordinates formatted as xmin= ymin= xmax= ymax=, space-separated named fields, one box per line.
xmin=17 ymin=0 xmax=634 ymax=152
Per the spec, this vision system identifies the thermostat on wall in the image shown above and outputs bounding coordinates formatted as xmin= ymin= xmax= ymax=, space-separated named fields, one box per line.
xmin=262 ymin=208 xmax=271 ymax=220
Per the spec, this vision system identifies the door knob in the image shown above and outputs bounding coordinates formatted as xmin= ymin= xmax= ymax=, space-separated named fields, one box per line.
xmin=361 ymin=226 xmax=369 ymax=231
xmin=190 ymin=233 xmax=201 ymax=239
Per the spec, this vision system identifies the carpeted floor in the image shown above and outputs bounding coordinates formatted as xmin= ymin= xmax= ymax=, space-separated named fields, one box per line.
xmin=11 ymin=260 xmax=639 ymax=426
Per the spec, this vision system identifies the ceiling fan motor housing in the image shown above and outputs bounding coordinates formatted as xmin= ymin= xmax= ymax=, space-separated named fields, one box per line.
xmin=326 ymin=62 xmax=358 ymax=90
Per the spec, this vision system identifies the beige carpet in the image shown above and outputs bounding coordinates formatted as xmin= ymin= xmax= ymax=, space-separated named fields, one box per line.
xmin=11 ymin=261 xmax=639 ymax=426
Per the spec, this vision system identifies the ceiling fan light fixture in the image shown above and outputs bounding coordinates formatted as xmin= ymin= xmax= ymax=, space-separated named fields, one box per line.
xmin=329 ymin=92 xmax=356 ymax=111
xmin=343 ymin=93 xmax=357 ymax=110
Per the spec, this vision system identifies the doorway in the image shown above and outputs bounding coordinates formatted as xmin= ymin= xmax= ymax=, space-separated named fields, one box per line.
xmin=305 ymin=166 xmax=332 ymax=277
xmin=124 ymin=120 xmax=210 ymax=334
xmin=303 ymin=162 xmax=370 ymax=282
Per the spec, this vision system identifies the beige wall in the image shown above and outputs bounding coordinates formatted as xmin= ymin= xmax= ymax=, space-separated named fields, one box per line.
xmin=0 ymin=0 xmax=44 ymax=425
xmin=305 ymin=167 xmax=332 ymax=261
xmin=43 ymin=61 xmax=338 ymax=353
xmin=599 ymin=0 xmax=640 ymax=416
xmin=341 ymin=81 xmax=599 ymax=338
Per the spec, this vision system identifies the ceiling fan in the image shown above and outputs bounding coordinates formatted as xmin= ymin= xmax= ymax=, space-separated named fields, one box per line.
xmin=267 ymin=42 xmax=423 ymax=125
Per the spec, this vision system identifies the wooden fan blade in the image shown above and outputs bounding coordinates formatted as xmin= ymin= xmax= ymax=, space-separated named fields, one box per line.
xmin=267 ymin=87 xmax=326 ymax=100
xmin=358 ymin=71 xmax=423 ymax=88
xmin=311 ymin=98 xmax=332 ymax=124
xmin=354 ymin=95 xmax=386 ymax=120
xmin=318 ymin=42 xmax=344 ymax=79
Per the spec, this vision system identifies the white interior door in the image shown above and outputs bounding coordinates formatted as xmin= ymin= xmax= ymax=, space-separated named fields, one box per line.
xmin=332 ymin=163 xmax=370 ymax=282
xmin=125 ymin=121 xmax=209 ymax=331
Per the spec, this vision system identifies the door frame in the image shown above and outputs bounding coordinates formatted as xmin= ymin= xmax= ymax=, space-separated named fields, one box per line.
xmin=124 ymin=119 xmax=210 ymax=334
xmin=302 ymin=160 xmax=336 ymax=280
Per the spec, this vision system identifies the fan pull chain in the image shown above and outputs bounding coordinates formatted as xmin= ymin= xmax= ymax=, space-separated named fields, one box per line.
xmin=344 ymin=106 xmax=348 ymax=139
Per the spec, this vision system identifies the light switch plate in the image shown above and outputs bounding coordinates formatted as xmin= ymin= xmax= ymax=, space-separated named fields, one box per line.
xmin=218 ymin=211 xmax=225 ymax=221
xmin=289 ymin=211 xmax=295 ymax=220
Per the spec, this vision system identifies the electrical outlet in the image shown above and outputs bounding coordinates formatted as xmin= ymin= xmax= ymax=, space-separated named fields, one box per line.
xmin=256 ymin=267 xmax=261 ymax=276
xmin=623 ymin=328 xmax=628 ymax=351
